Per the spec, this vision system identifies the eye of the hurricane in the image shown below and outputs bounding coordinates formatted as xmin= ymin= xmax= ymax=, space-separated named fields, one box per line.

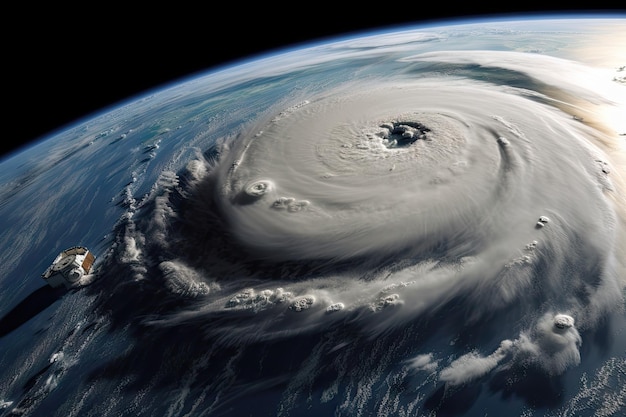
xmin=377 ymin=120 xmax=431 ymax=148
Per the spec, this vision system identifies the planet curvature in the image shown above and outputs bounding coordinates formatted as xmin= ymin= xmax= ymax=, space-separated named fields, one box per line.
xmin=1 ymin=14 xmax=625 ymax=417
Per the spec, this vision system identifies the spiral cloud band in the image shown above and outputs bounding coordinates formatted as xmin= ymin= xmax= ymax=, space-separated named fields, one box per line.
xmin=214 ymin=77 xmax=621 ymax=266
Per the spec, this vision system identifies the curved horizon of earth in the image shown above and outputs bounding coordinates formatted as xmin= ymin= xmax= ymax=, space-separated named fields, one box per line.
xmin=1 ymin=14 xmax=625 ymax=417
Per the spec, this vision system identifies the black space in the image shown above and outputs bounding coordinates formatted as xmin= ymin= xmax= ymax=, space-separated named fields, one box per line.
xmin=4 ymin=4 xmax=623 ymax=160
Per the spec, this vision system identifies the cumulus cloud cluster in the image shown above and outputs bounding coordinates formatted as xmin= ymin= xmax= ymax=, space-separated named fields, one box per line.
xmin=437 ymin=313 xmax=582 ymax=386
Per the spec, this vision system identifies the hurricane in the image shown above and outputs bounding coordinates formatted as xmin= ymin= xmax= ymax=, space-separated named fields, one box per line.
xmin=1 ymin=18 xmax=625 ymax=417
xmin=87 ymin=47 xmax=626 ymax=415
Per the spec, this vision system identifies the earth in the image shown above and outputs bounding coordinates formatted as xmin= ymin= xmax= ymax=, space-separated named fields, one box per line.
xmin=1 ymin=15 xmax=625 ymax=417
